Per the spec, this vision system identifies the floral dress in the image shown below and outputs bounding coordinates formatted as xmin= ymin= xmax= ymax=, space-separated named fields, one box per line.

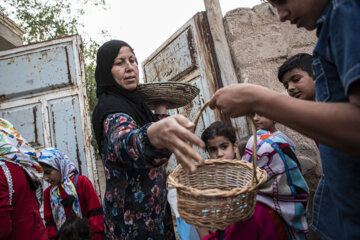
xmin=100 ymin=113 xmax=175 ymax=240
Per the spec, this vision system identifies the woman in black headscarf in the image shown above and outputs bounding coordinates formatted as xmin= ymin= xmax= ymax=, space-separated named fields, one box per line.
xmin=92 ymin=40 xmax=204 ymax=239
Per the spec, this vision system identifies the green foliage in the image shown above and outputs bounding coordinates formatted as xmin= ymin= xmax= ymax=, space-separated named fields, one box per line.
xmin=1 ymin=0 xmax=108 ymax=156
xmin=82 ymin=31 xmax=110 ymax=115
xmin=1 ymin=0 xmax=105 ymax=44
xmin=1 ymin=0 xmax=107 ymax=113
xmin=82 ymin=36 xmax=105 ymax=158
xmin=83 ymin=37 xmax=101 ymax=114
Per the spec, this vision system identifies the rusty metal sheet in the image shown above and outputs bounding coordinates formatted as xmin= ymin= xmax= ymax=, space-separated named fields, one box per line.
xmin=0 ymin=36 xmax=99 ymax=194
xmin=1 ymin=103 xmax=44 ymax=148
xmin=0 ymin=44 xmax=76 ymax=99
xmin=48 ymin=96 xmax=87 ymax=175
xmin=142 ymin=12 xmax=238 ymax=173
xmin=143 ymin=27 xmax=197 ymax=83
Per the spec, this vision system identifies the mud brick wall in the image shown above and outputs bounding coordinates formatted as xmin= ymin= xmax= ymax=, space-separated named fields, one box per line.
xmin=223 ymin=2 xmax=322 ymax=223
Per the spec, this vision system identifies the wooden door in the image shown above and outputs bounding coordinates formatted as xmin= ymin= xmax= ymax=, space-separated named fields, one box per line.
xmin=142 ymin=12 xmax=245 ymax=172
xmin=0 ymin=35 xmax=99 ymax=193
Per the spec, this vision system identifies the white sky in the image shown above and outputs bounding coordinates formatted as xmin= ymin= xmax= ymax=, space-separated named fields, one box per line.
xmin=81 ymin=0 xmax=262 ymax=79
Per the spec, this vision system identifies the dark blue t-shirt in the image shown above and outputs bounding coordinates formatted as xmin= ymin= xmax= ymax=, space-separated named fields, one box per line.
xmin=311 ymin=0 xmax=360 ymax=239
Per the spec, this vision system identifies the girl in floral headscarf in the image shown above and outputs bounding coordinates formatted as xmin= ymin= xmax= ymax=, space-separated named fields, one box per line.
xmin=39 ymin=147 xmax=104 ymax=240
xmin=0 ymin=118 xmax=47 ymax=240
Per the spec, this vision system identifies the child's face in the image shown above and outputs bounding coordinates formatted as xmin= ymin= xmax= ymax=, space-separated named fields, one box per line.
xmin=268 ymin=0 xmax=329 ymax=30
xmin=206 ymin=136 xmax=237 ymax=159
xmin=253 ymin=114 xmax=276 ymax=132
xmin=282 ymin=68 xmax=315 ymax=100
xmin=43 ymin=165 xmax=61 ymax=186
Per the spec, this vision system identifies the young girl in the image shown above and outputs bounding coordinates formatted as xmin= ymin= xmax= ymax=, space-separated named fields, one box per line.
xmin=38 ymin=148 xmax=104 ymax=240
xmin=0 ymin=118 xmax=47 ymax=240
xmin=167 ymin=121 xmax=239 ymax=240
xmin=253 ymin=113 xmax=296 ymax=151
xmin=201 ymin=121 xmax=239 ymax=160
xmin=200 ymin=122 xmax=309 ymax=240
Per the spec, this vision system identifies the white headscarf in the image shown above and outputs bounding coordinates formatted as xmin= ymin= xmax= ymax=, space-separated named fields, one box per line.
xmin=0 ymin=118 xmax=43 ymax=204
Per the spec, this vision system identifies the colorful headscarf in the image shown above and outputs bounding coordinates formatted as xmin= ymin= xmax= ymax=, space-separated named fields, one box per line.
xmin=243 ymin=129 xmax=309 ymax=240
xmin=38 ymin=147 xmax=82 ymax=231
xmin=0 ymin=118 xmax=43 ymax=204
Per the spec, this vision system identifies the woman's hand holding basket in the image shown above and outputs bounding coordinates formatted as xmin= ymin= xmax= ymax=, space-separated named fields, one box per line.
xmin=147 ymin=114 xmax=205 ymax=173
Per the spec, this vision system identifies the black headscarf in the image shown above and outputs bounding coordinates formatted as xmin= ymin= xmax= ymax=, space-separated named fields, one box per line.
xmin=92 ymin=40 xmax=158 ymax=150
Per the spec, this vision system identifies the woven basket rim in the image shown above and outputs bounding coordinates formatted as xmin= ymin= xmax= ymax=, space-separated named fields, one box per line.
xmin=168 ymin=159 xmax=267 ymax=197
xmin=137 ymin=81 xmax=200 ymax=110
xmin=167 ymin=102 xmax=267 ymax=229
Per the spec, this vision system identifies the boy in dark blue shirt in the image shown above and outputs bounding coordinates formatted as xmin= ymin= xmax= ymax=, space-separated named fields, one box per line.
xmin=209 ymin=0 xmax=360 ymax=239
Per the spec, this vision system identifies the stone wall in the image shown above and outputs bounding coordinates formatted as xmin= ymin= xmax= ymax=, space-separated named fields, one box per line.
xmin=223 ymin=2 xmax=322 ymax=223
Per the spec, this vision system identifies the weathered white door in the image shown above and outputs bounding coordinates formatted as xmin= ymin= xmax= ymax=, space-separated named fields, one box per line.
xmin=0 ymin=35 xmax=100 ymax=193
xmin=142 ymin=12 xmax=245 ymax=171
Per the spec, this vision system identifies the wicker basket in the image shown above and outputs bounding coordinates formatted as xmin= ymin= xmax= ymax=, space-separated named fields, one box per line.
xmin=137 ymin=82 xmax=200 ymax=110
xmin=167 ymin=102 xmax=267 ymax=230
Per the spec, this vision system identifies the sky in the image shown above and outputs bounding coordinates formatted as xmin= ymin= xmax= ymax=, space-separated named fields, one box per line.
xmin=81 ymin=0 xmax=262 ymax=79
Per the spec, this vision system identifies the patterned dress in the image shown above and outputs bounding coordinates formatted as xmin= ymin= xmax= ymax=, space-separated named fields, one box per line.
xmin=100 ymin=112 xmax=175 ymax=240
xmin=243 ymin=130 xmax=309 ymax=240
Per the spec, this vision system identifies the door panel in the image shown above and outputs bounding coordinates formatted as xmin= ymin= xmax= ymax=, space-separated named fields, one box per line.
xmin=142 ymin=12 xmax=228 ymax=171
xmin=47 ymin=96 xmax=87 ymax=175
xmin=1 ymin=102 xmax=44 ymax=148
xmin=0 ymin=35 xmax=99 ymax=193
xmin=143 ymin=27 xmax=197 ymax=83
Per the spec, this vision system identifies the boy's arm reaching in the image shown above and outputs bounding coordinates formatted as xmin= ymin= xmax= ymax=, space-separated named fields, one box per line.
xmin=209 ymin=82 xmax=360 ymax=156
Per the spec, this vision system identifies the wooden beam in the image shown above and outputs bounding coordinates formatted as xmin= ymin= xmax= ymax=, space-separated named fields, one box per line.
xmin=203 ymin=0 xmax=250 ymax=139
xmin=203 ymin=0 xmax=238 ymax=87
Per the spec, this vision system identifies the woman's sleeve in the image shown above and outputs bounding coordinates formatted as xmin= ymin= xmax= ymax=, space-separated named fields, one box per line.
xmin=43 ymin=188 xmax=58 ymax=239
xmin=77 ymin=176 xmax=104 ymax=240
xmin=103 ymin=113 xmax=171 ymax=168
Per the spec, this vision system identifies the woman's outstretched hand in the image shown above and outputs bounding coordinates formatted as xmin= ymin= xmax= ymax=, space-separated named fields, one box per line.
xmin=147 ymin=115 xmax=205 ymax=174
